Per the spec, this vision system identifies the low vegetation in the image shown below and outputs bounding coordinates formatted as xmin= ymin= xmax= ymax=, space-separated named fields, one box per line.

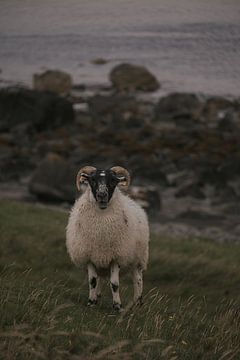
xmin=0 ymin=200 xmax=240 ymax=359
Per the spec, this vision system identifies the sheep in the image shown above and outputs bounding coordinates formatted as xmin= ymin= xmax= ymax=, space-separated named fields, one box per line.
xmin=66 ymin=166 xmax=149 ymax=311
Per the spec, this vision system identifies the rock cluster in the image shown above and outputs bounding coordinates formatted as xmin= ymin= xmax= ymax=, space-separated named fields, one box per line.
xmin=0 ymin=64 xmax=240 ymax=235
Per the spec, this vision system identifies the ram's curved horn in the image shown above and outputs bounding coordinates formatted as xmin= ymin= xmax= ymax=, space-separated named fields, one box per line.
xmin=76 ymin=166 xmax=97 ymax=191
xmin=110 ymin=166 xmax=131 ymax=188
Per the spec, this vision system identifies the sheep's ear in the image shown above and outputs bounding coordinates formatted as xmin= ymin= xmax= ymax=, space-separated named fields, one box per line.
xmin=76 ymin=166 xmax=96 ymax=191
xmin=110 ymin=166 xmax=131 ymax=189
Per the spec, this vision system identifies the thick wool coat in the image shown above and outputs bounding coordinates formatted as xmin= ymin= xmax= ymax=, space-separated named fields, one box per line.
xmin=66 ymin=186 xmax=149 ymax=272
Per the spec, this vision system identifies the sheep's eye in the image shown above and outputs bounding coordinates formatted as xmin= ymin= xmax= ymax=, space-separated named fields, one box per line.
xmin=90 ymin=178 xmax=97 ymax=186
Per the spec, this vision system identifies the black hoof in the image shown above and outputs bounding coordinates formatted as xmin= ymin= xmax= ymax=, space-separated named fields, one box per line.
xmin=113 ymin=302 xmax=122 ymax=312
xmin=137 ymin=296 xmax=143 ymax=306
xmin=87 ymin=298 xmax=98 ymax=306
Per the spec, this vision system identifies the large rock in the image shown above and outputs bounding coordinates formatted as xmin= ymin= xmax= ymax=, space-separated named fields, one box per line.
xmin=0 ymin=87 xmax=74 ymax=132
xmin=0 ymin=143 xmax=33 ymax=182
xmin=155 ymin=93 xmax=203 ymax=122
xmin=110 ymin=63 xmax=160 ymax=92
xmin=29 ymin=153 xmax=77 ymax=202
xmin=33 ymin=70 xmax=72 ymax=95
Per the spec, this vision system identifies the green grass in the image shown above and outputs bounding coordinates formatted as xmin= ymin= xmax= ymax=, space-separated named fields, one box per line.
xmin=0 ymin=199 xmax=240 ymax=359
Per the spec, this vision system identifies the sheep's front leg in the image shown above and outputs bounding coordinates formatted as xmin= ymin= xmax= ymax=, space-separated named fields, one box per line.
xmin=110 ymin=263 xmax=122 ymax=311
xmin=133 ymin=266 xmax=143 ymax=305
xmin=87 ymin=263 xmax=98 ymax=306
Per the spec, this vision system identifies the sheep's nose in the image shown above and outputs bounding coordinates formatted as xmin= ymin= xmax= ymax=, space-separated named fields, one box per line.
xmin=96 ymin=191 xmax=108 ymax=202
xmin=96 ymin=185 xmax=108 ymax=203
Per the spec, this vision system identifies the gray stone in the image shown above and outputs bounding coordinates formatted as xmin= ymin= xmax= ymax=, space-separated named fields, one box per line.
xmin=110 ymin=63 xmax=160 ymax=92
xmin=33 ymin=69 xmax=72 ymax=95
xmin=0 ymin=87 xmax=74 ymax=132
xmin=90 ymin=58 xmax=109 ymax=65
xmin=29 ymin=153 xmax=77 ymax=202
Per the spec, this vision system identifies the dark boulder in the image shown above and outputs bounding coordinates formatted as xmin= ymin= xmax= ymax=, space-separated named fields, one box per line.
xmin=155 ymin=93 xmax=202 ymax=122
xmin=0 ymin=87 xmax=74 ymax=132
xmin=29 ymin=153 xmax=77 ymax=202
xmin=110 ymin=63 xmax=160 ymax=92
xmin=88 ymin=94 xmax=148 ymax=130
xmin=202 ymin=96 xmax=235 ymax=123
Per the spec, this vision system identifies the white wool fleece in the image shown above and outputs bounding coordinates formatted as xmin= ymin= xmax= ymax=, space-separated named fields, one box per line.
xmin=66 ymin=186 xmax=149 ymax=271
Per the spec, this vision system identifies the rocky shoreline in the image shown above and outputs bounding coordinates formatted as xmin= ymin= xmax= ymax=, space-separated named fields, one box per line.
xmin=0 ymin=65 xmax=240 ymax=243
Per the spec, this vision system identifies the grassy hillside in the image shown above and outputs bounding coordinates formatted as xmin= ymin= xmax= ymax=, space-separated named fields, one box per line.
xmin=0 ymin=200 xmax=240 ymax=360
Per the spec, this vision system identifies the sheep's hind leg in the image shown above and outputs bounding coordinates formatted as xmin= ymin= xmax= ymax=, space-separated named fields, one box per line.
xmin=133 ymin=266 xmax=143 ymax=305
xmin=87 ymin=263 xmax=98 ymax=306
xmin=96 ymin=276 xmax=101 ymax=299
xmin=110 ymin=263 xmax=122 ymax=311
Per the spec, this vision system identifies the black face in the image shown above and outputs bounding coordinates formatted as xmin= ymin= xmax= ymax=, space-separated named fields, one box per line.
xmin=87 ymin=169 xmax=120 ymax=209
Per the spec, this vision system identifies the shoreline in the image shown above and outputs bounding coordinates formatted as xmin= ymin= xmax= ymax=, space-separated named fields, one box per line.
xmin=1 ymin=75 xmax=239 ymax=102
